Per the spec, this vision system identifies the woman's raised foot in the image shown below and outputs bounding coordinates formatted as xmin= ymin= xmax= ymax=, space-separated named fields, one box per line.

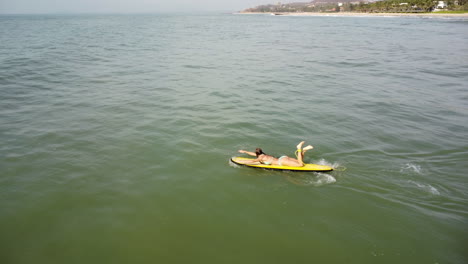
xmin=303 ymin=145 xmax=313 ymax=151
xmin=296 ymin=141 xmax=305 ymax=150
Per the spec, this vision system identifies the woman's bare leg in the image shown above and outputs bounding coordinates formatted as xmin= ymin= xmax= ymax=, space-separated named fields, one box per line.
xmin=296 ymin=141 xmax=305 ymax=150
xmin=296 ymin=150 xmax=304 ymax=166
xmin=280 ymin=142 xmax=314 ymax=167
xmin=295 ymin=141 xmax=306 ymax=166
xmin=303 ymin=145 xmax=313 ymax=151
xmin=296 ymin=145 xmax=313 ymax=166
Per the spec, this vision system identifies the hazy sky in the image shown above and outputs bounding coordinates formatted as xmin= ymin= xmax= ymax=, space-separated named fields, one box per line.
xmin=0 ymin=0 xmax=287 ymax=14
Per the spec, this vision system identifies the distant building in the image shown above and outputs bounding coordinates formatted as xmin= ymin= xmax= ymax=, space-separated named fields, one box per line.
xmin=433 ymin=1 xmax=447 ymax=11
xmin=436 ymin=1 xmax=447 ymax=8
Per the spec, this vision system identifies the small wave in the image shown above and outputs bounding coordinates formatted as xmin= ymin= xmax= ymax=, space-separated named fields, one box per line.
xmin=408 ymin=180 xmax=440 ymax=195
xmin=228 ymin=157 xmax=241 ymax=168
xmin=316 ymin=158 xmax=344 ymax=171
xmin=400 ymin=163 xmax=422 ymax=174
xmin=286 ymin=173 xmax=336 ymax=186
xmin=315 ymin=173 xmax=337 ymax=185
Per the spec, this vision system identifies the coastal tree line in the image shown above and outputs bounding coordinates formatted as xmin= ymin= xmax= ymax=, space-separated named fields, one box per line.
xmin=352 ymin=0 xmax=467 ymax=12
xmin=243 ymin=0 xmax=468 ymax=13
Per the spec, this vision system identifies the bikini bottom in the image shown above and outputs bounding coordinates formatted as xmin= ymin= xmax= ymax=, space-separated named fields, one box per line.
xmin=278 ymin=156 xmax=287 ymax=166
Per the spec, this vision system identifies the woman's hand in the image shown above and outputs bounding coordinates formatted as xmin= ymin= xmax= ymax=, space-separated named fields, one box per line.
xmin=238 ymin=150 xmax=246 ymax=154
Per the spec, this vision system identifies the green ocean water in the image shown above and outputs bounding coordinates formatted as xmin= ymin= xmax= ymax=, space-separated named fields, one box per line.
xmin=1 ymin=13 xmax=468 ymax=263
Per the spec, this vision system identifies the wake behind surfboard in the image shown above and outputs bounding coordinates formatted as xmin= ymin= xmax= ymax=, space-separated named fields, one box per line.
xmin=230 ymin=157 xmax=333 ymax=172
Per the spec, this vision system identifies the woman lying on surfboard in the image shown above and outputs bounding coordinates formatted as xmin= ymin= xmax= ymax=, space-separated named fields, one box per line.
xmin=238 ymin=141 xmax=313 ymax=167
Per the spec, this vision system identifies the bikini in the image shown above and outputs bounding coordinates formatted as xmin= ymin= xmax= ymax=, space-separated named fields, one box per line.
xmin=278 ymin=156 xmax=287 ymax=166
xmin=262 ymin=156 xmax=287 ymax=166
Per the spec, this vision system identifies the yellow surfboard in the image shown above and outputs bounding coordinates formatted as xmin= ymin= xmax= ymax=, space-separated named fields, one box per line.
xmin=231 ymin=157 xmax=333 ymax=172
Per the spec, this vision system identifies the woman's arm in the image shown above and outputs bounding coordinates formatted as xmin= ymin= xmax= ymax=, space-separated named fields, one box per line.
xmin=238 ymin=150 xmax=257 ymax=157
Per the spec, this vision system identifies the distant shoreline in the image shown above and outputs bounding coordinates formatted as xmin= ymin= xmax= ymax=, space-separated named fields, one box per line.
xmin=237 ymin=12 xmax=468 ymax=18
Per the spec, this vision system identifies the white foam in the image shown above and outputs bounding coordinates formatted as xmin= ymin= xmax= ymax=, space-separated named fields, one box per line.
xmin=315 ymin=173 xmax=337 ymax=185
xmin=285 ymin=172 xmax=336 ymax=186
xmin=316 ymin=158 xmax=341 ymax=170
xmin=408 ymin=180 xmax=440 ymax=195
xmin=401 ymin=163 xmax=422 ymax=174
xmin=229 ymin=157 xmax=241 ymax=168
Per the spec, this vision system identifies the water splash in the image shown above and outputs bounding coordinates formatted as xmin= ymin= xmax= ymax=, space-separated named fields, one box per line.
xmin=408 ymin=180 xmax=440 ymax=195
xmin=316 ymin=158 xmax=346 ymax=171
xmin=401 ymin=163 xmax=422 ymax=174
xmin=228 ymin=157 xmax=241 ymax=168
xmin=315 ymin=173 xmax=337 ymax=185
xmin=285 ymin=173 xmax=336 ymax=186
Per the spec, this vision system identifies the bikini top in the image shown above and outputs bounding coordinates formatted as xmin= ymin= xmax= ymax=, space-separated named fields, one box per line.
xmin=260 ymin=155 xmax=273 ymax=165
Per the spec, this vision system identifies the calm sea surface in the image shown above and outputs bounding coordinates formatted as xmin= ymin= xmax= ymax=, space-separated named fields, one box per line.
xmin=1 ymin=13 xmax=468 ymax=264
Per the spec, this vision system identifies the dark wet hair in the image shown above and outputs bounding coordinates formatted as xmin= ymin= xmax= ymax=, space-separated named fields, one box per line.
xmin=255 ymin=148 xmax=265 ymax=157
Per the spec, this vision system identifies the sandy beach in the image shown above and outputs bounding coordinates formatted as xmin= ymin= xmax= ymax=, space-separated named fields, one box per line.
xmin=238 ymin=11 xmax=468 ymax=18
